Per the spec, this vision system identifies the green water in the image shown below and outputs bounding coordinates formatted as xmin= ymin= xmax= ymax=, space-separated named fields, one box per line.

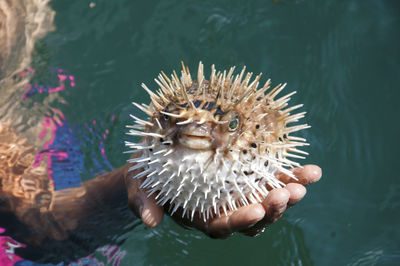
xmin=5 ymin=0 xmax=400 ymax=265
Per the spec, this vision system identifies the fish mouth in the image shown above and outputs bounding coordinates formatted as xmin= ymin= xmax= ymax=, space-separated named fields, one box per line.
xmin=178 ymin=133 xmax=212 ymax=150
xmin=178 ymin=124 xmax=212 ymax=150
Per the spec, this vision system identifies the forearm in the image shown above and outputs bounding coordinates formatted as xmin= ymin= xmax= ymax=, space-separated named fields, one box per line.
xmin=1 ymin=164 xmax=132 ymax=244
xmin=72 ymin=164 xmax=129 ymax=208
xmin=50 ymin=164 xmax=130 ymax=231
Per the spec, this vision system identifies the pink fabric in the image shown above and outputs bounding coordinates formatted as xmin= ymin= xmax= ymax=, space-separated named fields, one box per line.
xmin=0 ymin=228 xmax=25 ymax=265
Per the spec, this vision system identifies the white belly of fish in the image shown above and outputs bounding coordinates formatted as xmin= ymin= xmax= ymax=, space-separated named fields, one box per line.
xmin=130 ymin=145 xmax=284 ymax=221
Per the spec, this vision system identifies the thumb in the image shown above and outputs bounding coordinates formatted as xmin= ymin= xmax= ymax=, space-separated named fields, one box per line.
xmin=129 ymin=189 xmax=164 ymax=228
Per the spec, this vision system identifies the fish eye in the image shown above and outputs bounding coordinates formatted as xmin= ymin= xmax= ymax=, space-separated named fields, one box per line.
xmin=163 ymin=114 xmax=169 ymax=120
xmin=228 ymin=118 xmax=239 ymax=131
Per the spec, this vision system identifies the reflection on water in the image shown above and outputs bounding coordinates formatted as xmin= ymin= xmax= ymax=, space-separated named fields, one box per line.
xmin=0 ymin=1 xmax=138 ymax=264
xmin=0 ymin=0 xmax=54 ymax=148
xmin=0 ymin=67 xmax=138 ymax=264
xmin=0 ymin=0 xmax=54 ymax=81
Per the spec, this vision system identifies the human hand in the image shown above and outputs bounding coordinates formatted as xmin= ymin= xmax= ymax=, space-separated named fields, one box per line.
xmin=126 ymin=164 xmax=322 ymax=238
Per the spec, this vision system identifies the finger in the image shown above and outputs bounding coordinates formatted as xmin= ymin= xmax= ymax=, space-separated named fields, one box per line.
xmin=286 ymin=183 xmax=306 ymax=206
xmin=241 ymin=188 xmax=290 ymax=236
xmin=262 ymin=188 xmax=290 ymax=215
xmin=129 ymin=189 xmax=164 ymax=228
xmin=207 ymin=203 xmax=266 ymax=238
xmin=168 ymin=203 xmax=265 ymax=239
xmin=276 ymin=164 xmax=322 ymax=186
xmin=260 ymin=188 xmax=290 ymax=224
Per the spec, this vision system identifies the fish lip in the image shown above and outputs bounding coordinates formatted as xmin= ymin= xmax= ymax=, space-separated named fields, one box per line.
xmin=179 ymin=124 xmax=210 ymax=137
xmin=177 ymin=122 xmax=213 ymax=149
xmin=178 ymin=133 xmax=212 ymax=150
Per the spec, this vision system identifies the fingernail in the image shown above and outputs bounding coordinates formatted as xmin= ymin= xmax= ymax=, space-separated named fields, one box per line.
xmin=312 ymin=166 xmax=322 ymax=181
xmin=141 ymin=208 xmax=157 ymax=228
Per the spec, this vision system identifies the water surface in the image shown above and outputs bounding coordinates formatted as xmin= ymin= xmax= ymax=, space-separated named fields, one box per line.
xmin=1 ymin=0 xmax=399 ymax=265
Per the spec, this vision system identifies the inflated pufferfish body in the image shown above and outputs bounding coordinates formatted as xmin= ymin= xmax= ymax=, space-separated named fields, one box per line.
xmin=126 ymin=62 xmax=310 ymax=221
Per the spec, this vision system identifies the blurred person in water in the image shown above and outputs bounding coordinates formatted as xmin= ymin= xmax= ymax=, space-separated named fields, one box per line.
xmin=0 ymin=1 xmax=321 ymax=263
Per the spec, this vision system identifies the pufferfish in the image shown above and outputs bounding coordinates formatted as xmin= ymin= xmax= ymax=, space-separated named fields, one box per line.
xmin=126 ymin=62 xmax=310 ymax=221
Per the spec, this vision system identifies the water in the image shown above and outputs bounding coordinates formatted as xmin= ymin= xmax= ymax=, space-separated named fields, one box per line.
xmin=1 ymin=0 xmax=399 ymax=265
